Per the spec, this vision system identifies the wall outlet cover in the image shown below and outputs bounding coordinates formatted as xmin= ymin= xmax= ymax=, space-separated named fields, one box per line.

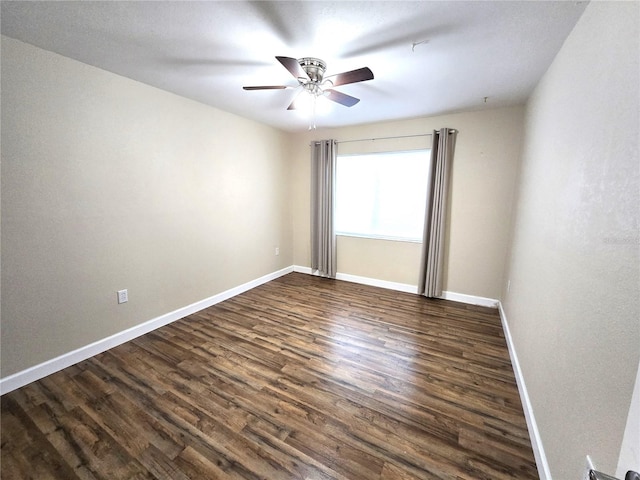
xmin=117 ymin=289 xmax=128 ymax=304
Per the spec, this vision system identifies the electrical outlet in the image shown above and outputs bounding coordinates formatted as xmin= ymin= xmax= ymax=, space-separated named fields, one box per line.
xmin=275 ymin=247 xmax=280 ymax=256
xmin=117 ymin=289 xmax=128 ymax=304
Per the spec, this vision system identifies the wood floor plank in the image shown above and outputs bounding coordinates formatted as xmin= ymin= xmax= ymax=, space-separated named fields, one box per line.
xmin=1 ymin=273 xmax=537 ymax=479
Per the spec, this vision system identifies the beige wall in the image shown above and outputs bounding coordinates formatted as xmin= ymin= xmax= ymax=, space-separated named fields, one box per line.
xmin=1 ymin=37 xmax=293 ymax=376
xmin=502 ymin=2 xmax=639 ymax=478
xmin=292 ymin=107 xmax=525 ymax=299
xmin=336 ymin=236 xmax=422 ymax=286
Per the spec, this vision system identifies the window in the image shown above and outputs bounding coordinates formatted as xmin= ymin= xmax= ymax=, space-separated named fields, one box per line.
xmin=335 ymin=150 xmax=431 ymax=242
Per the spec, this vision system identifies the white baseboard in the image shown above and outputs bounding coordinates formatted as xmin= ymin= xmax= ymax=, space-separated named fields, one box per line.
xmin=498 ymin=302 xmax=552 ymax=480
xmin=335 ymin=272 xmax=419 ymax=294
xmin=441 ymin=290 xmax=499 ymax=308
xmin=0 ymin=266 xmax=293 ymax=395
xmin=292 ymin=265 xmax=313 ymax=275
xmin=293 ymin=265 xmax=417 ymax=293
xmin=293 ymin=266 xmax=499 ymax=307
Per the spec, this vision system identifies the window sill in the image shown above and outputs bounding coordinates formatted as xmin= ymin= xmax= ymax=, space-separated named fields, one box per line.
xmin=336 ymin=233 xmax=422 ymax=244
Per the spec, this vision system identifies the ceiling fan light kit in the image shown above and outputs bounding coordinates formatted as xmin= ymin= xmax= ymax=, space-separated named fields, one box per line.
xmin=243 ymin=56 xmax=374 ymax=127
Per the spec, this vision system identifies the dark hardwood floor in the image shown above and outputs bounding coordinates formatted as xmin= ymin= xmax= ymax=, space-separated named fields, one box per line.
xmin=1 ymin=273 xmax=538 ymax=479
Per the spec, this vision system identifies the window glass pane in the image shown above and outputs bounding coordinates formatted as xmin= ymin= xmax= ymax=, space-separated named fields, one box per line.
xmin=335 ymin=150 xmax=430 ymax=241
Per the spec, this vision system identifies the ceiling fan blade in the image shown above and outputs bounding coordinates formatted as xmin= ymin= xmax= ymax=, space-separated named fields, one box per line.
xmin=325 ymin=67 xmax=373 ymax=87
xmin=243 ymin=85 xmax=291 ymax=90
xmin=276 ymin=56 xmax=309 ymax=80
xmin=287 ymin=90 xmax=304 ymax=110
xmin=325 ymin=89 xmax=360 ymax=107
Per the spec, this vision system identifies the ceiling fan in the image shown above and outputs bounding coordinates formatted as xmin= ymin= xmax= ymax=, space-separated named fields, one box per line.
xmin=243 ymin=56 xmax=374 ymax=110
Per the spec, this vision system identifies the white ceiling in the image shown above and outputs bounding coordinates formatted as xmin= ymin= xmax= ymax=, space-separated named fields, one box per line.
xmin=1 ymin=1 xmax=588 ymax=132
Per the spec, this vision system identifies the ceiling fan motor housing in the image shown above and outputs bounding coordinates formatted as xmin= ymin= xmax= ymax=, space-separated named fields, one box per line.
xmin=298 ymin=57 xmax=326 ymax=83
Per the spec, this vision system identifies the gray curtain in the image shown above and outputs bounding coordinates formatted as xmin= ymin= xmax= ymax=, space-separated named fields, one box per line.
xmin=418 ymin=128 xmax=458 ymax=297
xmin=310 ymin=140 xmax=337 ymax=278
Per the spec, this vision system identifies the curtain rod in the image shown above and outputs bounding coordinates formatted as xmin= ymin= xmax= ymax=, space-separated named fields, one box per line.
xmin=310 ymin=130 xmax=457 ymax=146
xmin=336 ymin=133 xmax=432 ymax=145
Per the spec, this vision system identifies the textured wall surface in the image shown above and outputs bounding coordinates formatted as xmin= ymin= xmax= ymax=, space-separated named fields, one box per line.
xmin=502 ymin=2 xmax=640 ymax=478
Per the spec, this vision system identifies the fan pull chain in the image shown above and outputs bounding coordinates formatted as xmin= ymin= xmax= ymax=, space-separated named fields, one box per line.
xmin=309 ymin=94 xmax=317 ymax=130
